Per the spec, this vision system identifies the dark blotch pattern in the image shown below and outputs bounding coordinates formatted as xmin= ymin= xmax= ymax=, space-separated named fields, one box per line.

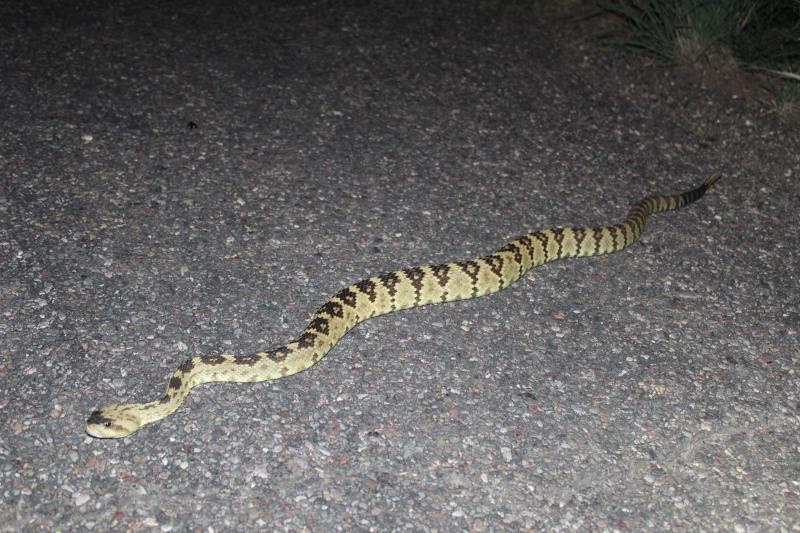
xmin=517 ymin=235 xmax=534 ymax=257
xmin=202 ymin=355 xmax=227 ymax=365
xmin=378 ymin=272 xmax=401 ymax=299
xmin=354 ymin=279 xmax=377 ymax=302
xmin=178 ymin=359 xmax=195 ymax=374
xmin=511 ymin=242 xmax=523 ymax=265
xmin=267 ymin=347 xmax=291 ymax=362
xmin=308 ymin=316 xmax=330 ymax=335
xmin=482 ymin=254 xmax=505 ymax=277
xmin=168 ymin=376 xmax=182 ymax=391
xmin=431 ymin=264 xmax=451 ymax=301
xmin=531 ymin=231 xmax=550 ymax=262
xmin=456 ymin=260 xmax=481 ymax=297
xmin=592 ymin=228 xmax=605 ymax=255
xmin=431 ymin=264 xmax=451 ymax=287
xmin=550 ymin=228 xmax=566 ymax=257
xmin=570 ymin=227 xmax=586 ymax=256
xmin=335 ymin=287 xmax=358 ymax=308
xmin=610 ymin=225 xmax=623 ymax=250
xmin=318 ymin=300 xmax=344 ymax=318
xmin=402 ymin=267 xmax=425 ymax=288
xmin=234 ymin=354 xmax=260 ymax=366
xmin=498 ymin=241 xmax=524 ymax=276
xmin=402 ymin=267 xmax=426 ymax=304
xmin=481 ymin=254 xmax=506 ymax=289
xmin=296 ymin=332 xmax=317 ymax=349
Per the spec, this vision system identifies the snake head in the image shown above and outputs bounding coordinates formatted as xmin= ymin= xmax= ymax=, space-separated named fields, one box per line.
xmin=85 ymin=406 xmax=142 ymax=438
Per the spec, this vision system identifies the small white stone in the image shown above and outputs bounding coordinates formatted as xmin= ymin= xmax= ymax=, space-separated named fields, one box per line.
xmin=500 ymin=447 xmax=512 ymax=462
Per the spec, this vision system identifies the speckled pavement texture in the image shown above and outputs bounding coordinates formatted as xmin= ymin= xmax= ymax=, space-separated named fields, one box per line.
xmin=1 ymin=0 xmax=798 ymax=530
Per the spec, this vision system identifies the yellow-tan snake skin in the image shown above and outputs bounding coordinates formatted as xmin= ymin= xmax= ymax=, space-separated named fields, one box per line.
xmin=86 ymin=172 xmax=721 ymax=438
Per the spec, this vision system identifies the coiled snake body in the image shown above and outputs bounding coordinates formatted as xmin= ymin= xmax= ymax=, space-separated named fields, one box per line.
xmin=86 ymin=172 xmax=721 ymax=438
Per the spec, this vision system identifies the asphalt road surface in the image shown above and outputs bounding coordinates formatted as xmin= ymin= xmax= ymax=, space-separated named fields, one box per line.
xmin=2 ymin=0 xmax=798 ymax=530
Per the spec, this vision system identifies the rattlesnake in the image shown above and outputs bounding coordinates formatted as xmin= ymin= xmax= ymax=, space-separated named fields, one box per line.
xmin=86 ymin=172 xmax=721 ymax=438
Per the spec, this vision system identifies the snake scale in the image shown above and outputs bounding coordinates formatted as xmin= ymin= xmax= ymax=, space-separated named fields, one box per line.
xmin=86 ymin=172 xmax=721 ymax=438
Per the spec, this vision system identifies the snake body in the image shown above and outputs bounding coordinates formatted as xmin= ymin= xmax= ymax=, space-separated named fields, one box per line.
xmin=86 ymin=172 xmax=720 ymax=438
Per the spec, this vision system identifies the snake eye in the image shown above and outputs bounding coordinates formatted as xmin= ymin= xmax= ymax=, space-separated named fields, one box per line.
xmin=105 ymin=422 xmax=112 ymax=427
